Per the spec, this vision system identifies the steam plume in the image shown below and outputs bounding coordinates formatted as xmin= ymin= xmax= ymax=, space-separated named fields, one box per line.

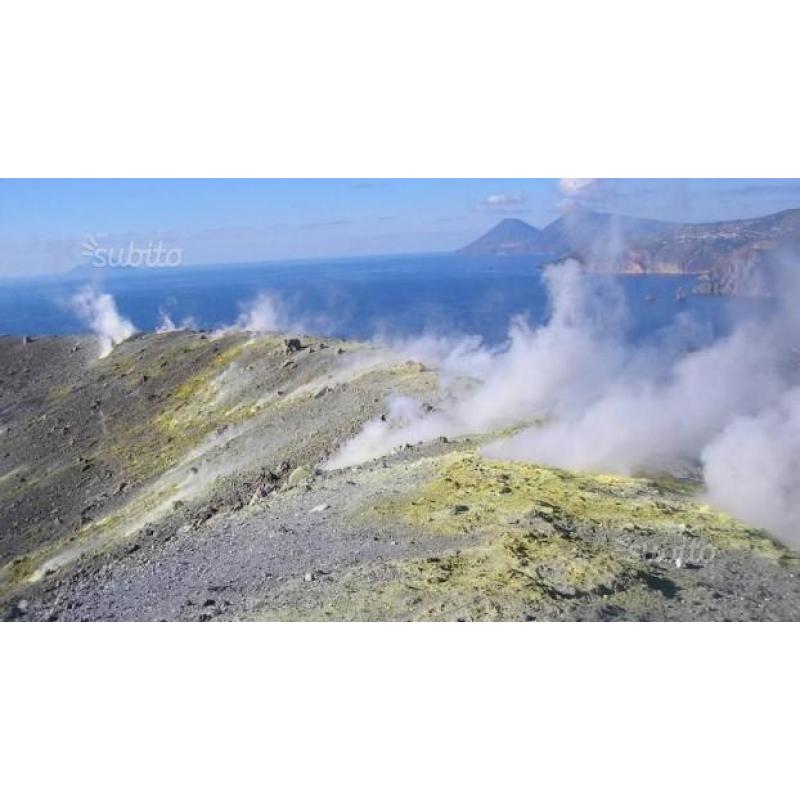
xmin=327 ymin=261 xmax=800 ymax=546
xmin=69 ymin=286 xmax=136 ymax=357
xmin=235 ymin=292 xmax=285 ymax=332
xmin=212 ymin=290 xmax=334 ymax=339
xmin=156 ymin=310 xmax=197 ymax=333
xmin=211 ymin=292 xmax=289 ymax=338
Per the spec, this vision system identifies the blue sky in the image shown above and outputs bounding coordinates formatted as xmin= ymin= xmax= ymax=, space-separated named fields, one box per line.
xmin=2 ymin=178 xmax=800 ymax=275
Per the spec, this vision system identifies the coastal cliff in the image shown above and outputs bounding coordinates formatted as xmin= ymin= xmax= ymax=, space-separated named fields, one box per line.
xmin=461 ymin=207 xmax=800 ymax=296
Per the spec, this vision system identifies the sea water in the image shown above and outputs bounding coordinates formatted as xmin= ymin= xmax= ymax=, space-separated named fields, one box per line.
xmin=0 ymin=253 xmax=764 ymax=346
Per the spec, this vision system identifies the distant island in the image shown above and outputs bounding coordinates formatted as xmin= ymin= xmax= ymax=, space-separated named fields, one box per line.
xmin=460 ymin=206 xmax=800 ymax=297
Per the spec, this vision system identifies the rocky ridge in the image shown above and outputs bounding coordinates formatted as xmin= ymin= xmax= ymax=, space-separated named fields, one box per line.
xmin=1 ymin=331 xmax=799 ymax=621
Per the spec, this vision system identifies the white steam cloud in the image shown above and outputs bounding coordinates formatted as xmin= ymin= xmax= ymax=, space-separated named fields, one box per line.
xmin=212 ymin=291 xmax=333 ymax=339
xmin=69 ymin=286 xmax=136 ymax=357
xmin=327 ymin=261 xmax=800 ymax=546
xmin=235 ymin=292 xmax=285 ymax=332
xmin=701 ymin=388 xmax=800 ymax=540
xmin=212 ymin=292 xmax=289 ymax=338
xmin=156 ymin=310 xmax=197 ymax=333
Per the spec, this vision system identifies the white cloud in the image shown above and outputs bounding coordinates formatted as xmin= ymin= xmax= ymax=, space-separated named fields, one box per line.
xmin=480 ymin=192 xmax=527 ymax=212
xmin=559 ymin=179 xmax=598 ymax=197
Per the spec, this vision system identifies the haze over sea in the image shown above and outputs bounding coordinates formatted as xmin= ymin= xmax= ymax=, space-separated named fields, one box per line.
xmin=0 ymin=253 xmax=764 ymax=346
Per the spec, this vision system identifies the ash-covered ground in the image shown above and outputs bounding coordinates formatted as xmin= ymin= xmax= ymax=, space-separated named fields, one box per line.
xmin=1 ymin=331 xmax=799 ymax=621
